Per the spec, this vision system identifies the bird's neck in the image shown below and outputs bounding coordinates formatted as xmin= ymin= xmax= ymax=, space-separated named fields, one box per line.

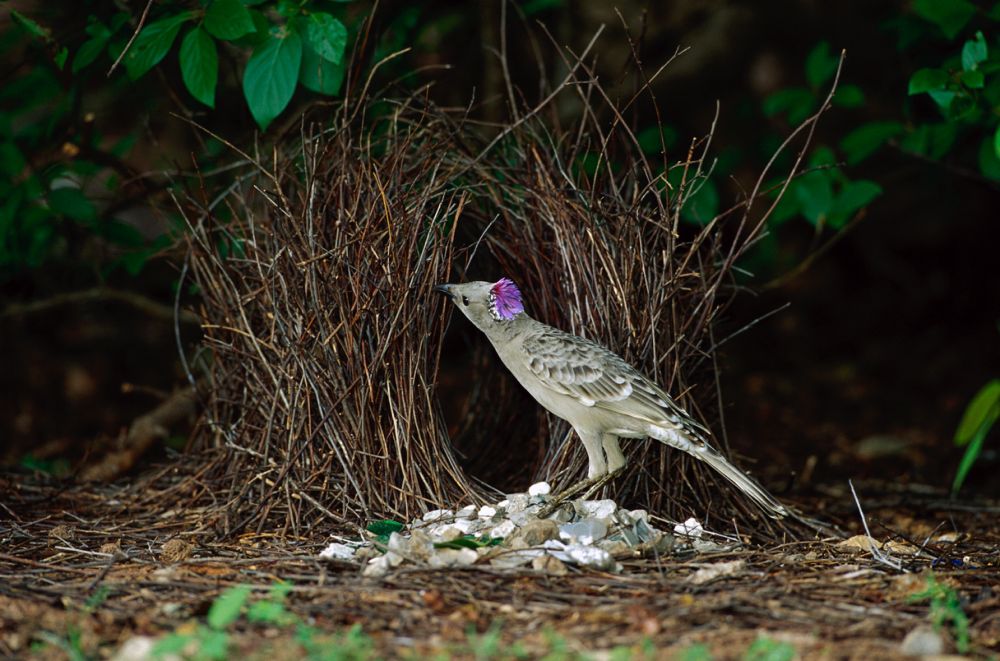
xmin=478 ymin=312 xmax=536 ymax=344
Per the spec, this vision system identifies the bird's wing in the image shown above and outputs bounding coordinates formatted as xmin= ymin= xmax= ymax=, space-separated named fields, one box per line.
xmin=521 ymin=326 xmax=709 ymax=436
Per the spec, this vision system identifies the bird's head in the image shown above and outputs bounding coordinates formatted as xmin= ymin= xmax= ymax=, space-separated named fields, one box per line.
xmin=434 ymin=278 xmax=525 ymax=330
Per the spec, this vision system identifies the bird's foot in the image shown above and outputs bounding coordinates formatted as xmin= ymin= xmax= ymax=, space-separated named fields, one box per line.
xmin=535 ymin=468 xmax=625 ymax=519
xmin=580 ymin=466 xmax=624 ymax=501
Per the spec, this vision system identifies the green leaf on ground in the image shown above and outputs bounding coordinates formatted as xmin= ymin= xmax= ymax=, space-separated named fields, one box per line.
xmin=207 ymin=585 xmax=252 ymax=630
xmin=366 ymin=519 xmax=404 ymax=536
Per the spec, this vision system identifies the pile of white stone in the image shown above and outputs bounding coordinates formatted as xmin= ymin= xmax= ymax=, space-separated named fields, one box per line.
xmin=320 ymin=482 xmax=725 ymax=576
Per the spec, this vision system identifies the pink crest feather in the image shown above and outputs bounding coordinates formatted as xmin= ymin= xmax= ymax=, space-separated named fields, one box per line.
xmin=490 ymin=278 xmax=524 ymax=320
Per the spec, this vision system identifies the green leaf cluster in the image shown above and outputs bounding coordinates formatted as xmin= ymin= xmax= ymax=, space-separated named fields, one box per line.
xmin=117 ymin=0 xmax=351 ymax=128
xmin=760 ymin=42 xmax=883 ymax=232
xmin=152 ymin=582 xmax=334 ymax=659
xmin=1 ymin=10 xmax=170 ymax=278
xmin=899 ymin=14 xmax=1000 ymax=181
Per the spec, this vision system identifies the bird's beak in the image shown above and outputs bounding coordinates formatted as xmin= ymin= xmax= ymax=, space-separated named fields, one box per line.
xmin=433 ymin=284 xmax=455 ymax=300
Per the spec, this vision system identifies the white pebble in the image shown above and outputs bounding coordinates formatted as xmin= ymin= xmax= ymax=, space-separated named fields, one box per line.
xmin=456 ymin=505 xmax=477 ymax=519
xmin=478 ymin=505 xmax=497 ymax=518
xmin=528 ymin=481 xmax=551 ymax=496
xmin=318 ymin=542 xmax=356 ymax=560
xmin=673 ymin=517 xmax=704 ymax=539
xmin=422 ymin=508 xmax=453 ymax=522
xmin=490 ymin=519 xmax=516 ymax=539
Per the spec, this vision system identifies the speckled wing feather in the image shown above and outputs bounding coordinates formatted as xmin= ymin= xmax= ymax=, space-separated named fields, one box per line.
xmin=521 ymin=325 xmax=709 ymax=437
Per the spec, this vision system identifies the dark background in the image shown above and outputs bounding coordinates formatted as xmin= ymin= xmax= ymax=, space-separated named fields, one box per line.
xmin=2 ymin=0 xmax=998 ymax=498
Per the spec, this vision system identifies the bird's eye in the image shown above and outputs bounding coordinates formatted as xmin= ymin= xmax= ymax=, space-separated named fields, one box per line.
xmin=462 ymin=296 xmax=470 ymax=306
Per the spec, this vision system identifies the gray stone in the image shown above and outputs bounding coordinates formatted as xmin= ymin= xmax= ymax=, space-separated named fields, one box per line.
xmin=506 ymin=519 xmax=560 ymax=548
xmin=559 ymin=518 xmax=608 ymax=545
xmin=900 ymin=626 xmax=944 ymax=657
xmin=532 ymin=554 xmax=568 ymax=575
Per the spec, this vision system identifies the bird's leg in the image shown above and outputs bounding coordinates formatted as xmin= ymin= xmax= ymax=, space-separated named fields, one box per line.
xmin=580 ymin=433 xmax=626 ymax=500
xmin=536 ymin=430 xmax=609 ymax=518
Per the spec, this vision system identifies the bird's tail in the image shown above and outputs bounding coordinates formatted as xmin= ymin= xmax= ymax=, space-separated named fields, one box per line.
xmin=647 ymin=425 xmax=788 ymax=519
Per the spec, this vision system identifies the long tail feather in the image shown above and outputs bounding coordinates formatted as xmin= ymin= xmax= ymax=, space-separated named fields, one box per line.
xmin=646 ymin=425 xmax=788 ymax=518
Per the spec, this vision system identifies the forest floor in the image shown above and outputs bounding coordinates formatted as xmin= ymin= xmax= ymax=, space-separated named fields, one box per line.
xmin=2 ymin=467 xmax=999 ymax=660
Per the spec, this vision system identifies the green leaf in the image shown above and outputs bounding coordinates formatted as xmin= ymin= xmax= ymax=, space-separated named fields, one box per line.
xmin=680 ymin=177 xmax=719 ymax=225
xmin=207 ymin=585 xmax=252 ymax=630
xmin=840 ymin=121 xmax=903 ymax=164
xmin=54 ymin=47 xmax=68 ymax=70
xmin=205 ymin=0 xmax=256 ymax=41
xmin=961 ymin=70 xmax=984 ymax=88
xmin=979 ymin=134 xmax=1000 ymax=180
xmin=808 ymin=145 xmax=837 ymax=167
xmin=833 ymin=84 xmax=865 ymax=108
xmin=11 ymin=10 xmax=51 ymax=41
xmin=805 ymin=41 xmax=838 ymax=89
xmin=901 ymin=122 xmax=958 ymax=159
xmin=829 ymin=180 xmax=882 ymax=227
xmin=678 ymin=643 xmax=712 ymax=661
xmin=744 ymin=637 xmax=796 ymax=661
xmin=198 ymin=629 xmax=230 ymax=661
xmin=73 ymin=35 xmax=110 ymax=72
xmin=434 ymin=536 xmax=487 ymax=550
xmin=247 ymin=600 xmax=290 ymax=624
xmin=152 ymin=633 xmax=196 ymax=656
xmin=908 ymin=67 xmax=948 ymax=94
xmin=955 ymin=380 xmax=1000 ymax=446
xmin=768 ymin=180 xmax=801 ymax=227
xmin=961 ymin=31 xmax=987 ymax=71
xmin=180 ymin=27 xmax=218 ymax=108
xmin=269 ymin=581 xmax=293 ymax=602
xmin=303 ymin=13 xmax=347 ymax=65
xmin=995 ymin=124 xmax=1000 ymax=159
xmin=0 ymin=142 xmax=27 ymax=176
xmin=299 ymin=41 xmax=345 ymax=95
xmin=636 ymin=125 xmax=679 ymax=154
xmin=48 ymin=188 xmax=96 ymax=223
xmin=763 ymin=88 xmax=815 ymax=124
xmin=366 ymin=519 xmax=404 ymax=536
xmin=913 ymin=0 xmax=976 ymax=39
xmin=952 ymin=424 xmax=989 ymax=495
xmin=124 ymin=12 xmax=194 ymax=80
xmin=927 ymin=88 xmax=956 ymax=113
xmin=794 ymin=171 xmax=834 ymax=226
xmin=242 ymin=29 xmax=302 ymax=130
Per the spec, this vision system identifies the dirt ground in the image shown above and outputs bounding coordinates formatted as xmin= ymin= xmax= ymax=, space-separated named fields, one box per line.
xmin=2 ymin=465 xmax=999 ymax=660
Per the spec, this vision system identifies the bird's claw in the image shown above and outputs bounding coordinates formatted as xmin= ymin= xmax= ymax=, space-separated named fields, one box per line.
xmin=535 ymin=467 xmax=625 ymax=519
